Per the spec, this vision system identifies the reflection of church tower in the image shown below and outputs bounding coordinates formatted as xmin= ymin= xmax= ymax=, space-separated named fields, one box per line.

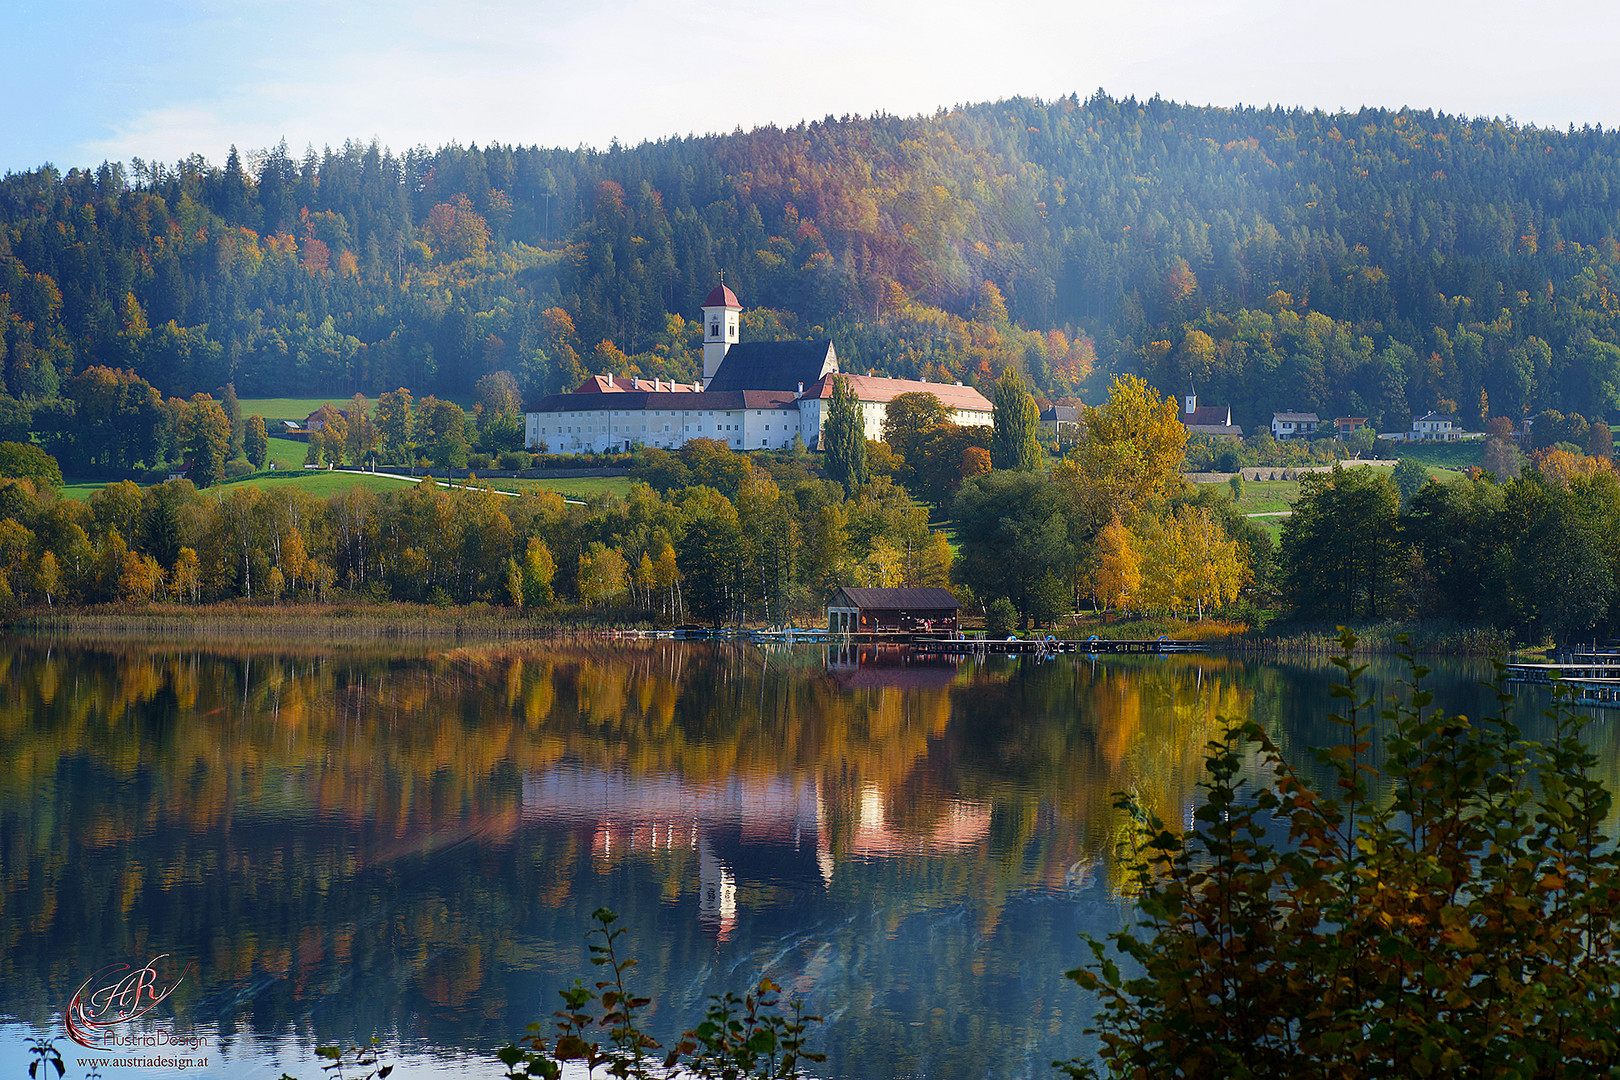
xmin=697 ymin=834 xmax=737 ymax=941
xmin=702 ymin=282 xmax=742 ymax=382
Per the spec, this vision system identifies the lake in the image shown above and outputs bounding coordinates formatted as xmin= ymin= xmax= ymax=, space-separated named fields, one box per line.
xmin=0 ymin=637 xmax=1604 ymax=1079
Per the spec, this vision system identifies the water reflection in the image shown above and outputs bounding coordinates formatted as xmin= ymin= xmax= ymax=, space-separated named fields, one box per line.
xmin=1 ymin=638 xmax=1605 ymax=1079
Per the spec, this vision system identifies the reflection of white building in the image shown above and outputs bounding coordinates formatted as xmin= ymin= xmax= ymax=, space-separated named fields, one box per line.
xmin=520 ymin=767 xmax=991 ymax=935
xmin=524 ymin=286 xmax=993 ymax=453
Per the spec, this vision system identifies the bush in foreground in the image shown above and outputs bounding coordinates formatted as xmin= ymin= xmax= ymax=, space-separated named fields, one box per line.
xmin=1063 ymin=630 xmax=1620 ymax=1078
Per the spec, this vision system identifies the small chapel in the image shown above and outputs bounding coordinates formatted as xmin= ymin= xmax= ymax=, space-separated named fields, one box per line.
xmin=524 ymin=285 xmax=993 ymax=454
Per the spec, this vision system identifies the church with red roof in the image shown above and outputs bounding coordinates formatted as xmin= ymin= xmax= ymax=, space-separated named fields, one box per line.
xmin=524 ymin=285 xmax=993 ymax=454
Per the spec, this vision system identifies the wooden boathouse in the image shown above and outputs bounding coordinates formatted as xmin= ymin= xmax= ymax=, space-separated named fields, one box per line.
xmin=826 ymin=587 xmax=960 ymax=635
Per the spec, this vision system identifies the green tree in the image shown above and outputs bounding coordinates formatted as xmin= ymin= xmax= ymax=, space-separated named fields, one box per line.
xmin=0 ymin=442 xmax=63 ymax=490
xmin=1064 ymin=633 xmax=1620 ymax=1079
xmin=1278 ymin=465 xmax=1405 ymax=621
xmin=677 ymin=490 xmax=746 ymax=627
xmin=990 ymin=367 xmax=1041 ymax=471
xmin=376 ymin=387 xmax=414 ymax=465
xmin=182 ymin=394 xmax=231 ymax=488
xmin=952 ymin=469 xmax=1075 ymax=620
xmin=578 ymin=542 xmax=629 ymax=606
xmin=822 ymin=375 xmax=867 ymax=494
xmin=244 ymin=415 xmax=269 ymax=470
xmin=1391 ymin=457 xmax=1431 ymax=506
xmin=220 ymin=382 xmax=243 ymax=459
xmin=883 ymin=390 xmax=948 ymax=450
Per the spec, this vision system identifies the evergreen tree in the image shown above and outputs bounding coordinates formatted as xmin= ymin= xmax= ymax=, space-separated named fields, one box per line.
xmin=823 ymin=375 xmax=867 ymax=494
xmin=991 ymin=367 xmax=1041 ymax=471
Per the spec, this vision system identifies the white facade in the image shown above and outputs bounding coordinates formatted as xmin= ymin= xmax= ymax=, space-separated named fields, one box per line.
xmin=527 ymin=403 xmax=810 ymax=455
xmin=525 ymin=286 xmax=993 ymax=455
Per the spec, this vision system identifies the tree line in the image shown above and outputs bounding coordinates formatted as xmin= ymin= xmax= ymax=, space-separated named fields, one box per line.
xmin=0 ymin=435 xmax=953 ymax=626
xmin=1278 ymin=448 xmax=1620 ymax=642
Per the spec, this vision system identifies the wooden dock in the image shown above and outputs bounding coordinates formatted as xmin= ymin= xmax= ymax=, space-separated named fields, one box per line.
xmin=1563 ymin=679 xmax=1620 ymax=709
xmin=614 ymin=628 xmax=1206 ymax=654
xmin=913 ymin=636 xmax=1204 ymax=655
xmin=1506 ymin=662 xmax=1620 ymax=684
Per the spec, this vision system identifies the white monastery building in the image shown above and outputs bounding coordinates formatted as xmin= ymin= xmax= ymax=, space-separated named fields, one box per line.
xmin=525 ymin=285 xmax=994 ymax=453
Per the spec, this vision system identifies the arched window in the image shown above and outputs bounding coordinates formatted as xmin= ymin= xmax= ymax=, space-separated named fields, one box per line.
xmin=710 ymin=322 xmax=720 ymax=338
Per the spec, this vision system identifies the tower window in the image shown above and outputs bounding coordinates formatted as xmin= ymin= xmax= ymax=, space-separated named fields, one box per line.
xmin=710 ymin=322 xmax=719 ymax=338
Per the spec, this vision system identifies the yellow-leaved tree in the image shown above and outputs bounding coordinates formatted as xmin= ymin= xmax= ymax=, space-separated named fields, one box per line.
xmin=1058 ymin=374 xmax=1188 ymax=528
xmin=1093 ymin=513 xmax=1142 ymax=612
xmin=1134 ymin=505 xmax=1249 ymax=616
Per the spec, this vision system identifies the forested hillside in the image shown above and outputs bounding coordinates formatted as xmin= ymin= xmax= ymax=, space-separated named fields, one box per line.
xmin=5 ymin=92 xmax=1620 ymax=459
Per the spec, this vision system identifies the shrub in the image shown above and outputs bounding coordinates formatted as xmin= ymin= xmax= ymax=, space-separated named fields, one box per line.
xmin=985 ymin=597 xmax=1018 ymax=637
xmin=1062 ymin=631 xmax=1620 ymax=1078
xmin=500 ymin=908 xmax=822 ymax=1080
xmin=224 ymin=458 xmax=253 ymax=479
xmin=498 ymin=450 xmax=532 ymax=471
xmin=467 ymin=452 xmax=494 ymax=471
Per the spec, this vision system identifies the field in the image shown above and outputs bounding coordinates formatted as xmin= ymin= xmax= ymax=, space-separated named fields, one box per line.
xmin=215 ymin=471 xmax=415 ymax=497
xmin=237 ymin=396 xmax=476 ymax=424
xmin=236 ymin=397 xmax=356 ymax=424
xmin=1380 ymin=438 xmax=1485 ymax=469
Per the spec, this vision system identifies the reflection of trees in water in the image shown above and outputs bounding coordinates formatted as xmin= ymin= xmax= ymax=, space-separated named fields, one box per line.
xmin=0 ymin=641 xmax=1310 ymax=1066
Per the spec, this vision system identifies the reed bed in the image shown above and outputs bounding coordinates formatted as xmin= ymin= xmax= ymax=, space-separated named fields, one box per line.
xmin=1236 ymin=620 xmax=1515 ymax=656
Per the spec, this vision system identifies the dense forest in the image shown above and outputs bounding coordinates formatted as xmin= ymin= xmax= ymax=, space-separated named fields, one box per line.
xmin=5 ymin=92 xmax=1620 ymax=465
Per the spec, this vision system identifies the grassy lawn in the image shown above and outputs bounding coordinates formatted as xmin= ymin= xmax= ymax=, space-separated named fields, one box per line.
xmin=215 ymin=471 xmax=416 ymax=498
xmin=1383 ymin=439 xmax=1484 ymax=470
xmin=484 ymin=475 xmax=637 ymax=500
xmin=238 ymin=395 xmax=475 ymax=425
xmin=237 ymin=397 xmax=355 ymax=425
xmin=59 ymin=480 xmax=106 ymax=502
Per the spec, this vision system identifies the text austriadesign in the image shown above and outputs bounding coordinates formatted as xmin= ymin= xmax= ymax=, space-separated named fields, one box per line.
xmin=65 ymin=954 xmax=198 ymax=1059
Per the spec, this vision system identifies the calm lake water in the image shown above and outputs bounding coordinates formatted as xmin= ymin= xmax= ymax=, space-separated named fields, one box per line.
xmin=0 ymin=638 xmax=1606 ymax=1079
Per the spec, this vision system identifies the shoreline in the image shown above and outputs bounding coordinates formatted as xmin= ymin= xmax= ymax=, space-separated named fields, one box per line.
xmin=5 ymin=605 xmax=1523 ymax=657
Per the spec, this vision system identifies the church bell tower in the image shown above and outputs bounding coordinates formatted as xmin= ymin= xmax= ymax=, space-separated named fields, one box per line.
xmin=702 ymin=280 xmax=742 ymax=382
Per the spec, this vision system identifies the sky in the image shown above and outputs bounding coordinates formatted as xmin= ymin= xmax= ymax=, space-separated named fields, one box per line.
xmin=5 ymin=0 xmax=1620 ymax=175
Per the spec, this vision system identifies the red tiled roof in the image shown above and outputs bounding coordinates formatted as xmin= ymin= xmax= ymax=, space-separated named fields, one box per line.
xmin=1181 ymin=405 xmax=1231 ymax=426
xmin=703 ymin=284 xmax=741 ymax=308
xmin=575 ymin=374 xmax=699 ymax=394
xmin=805 ymin=374 xmax=992 ymax=412
xmin=529 ymin=389 xmax=800 ymax=413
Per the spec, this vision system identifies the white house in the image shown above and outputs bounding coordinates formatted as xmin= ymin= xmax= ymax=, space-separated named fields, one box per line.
xmin=1271 ymin=411 xmax=1320 ymax=440
xmin=1376 ymin=412 xmax=1480 ymax=443
xmin=525 ymin=285 xmax=993 ymax=454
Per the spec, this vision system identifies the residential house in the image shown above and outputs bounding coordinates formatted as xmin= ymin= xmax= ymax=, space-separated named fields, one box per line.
xmin=1271 ymin=411 xmax=1320 ymax=440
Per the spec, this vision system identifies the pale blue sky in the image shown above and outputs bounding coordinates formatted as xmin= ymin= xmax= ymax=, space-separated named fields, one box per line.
xmin=5 ymin=0 xmax=1620 ymax=175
